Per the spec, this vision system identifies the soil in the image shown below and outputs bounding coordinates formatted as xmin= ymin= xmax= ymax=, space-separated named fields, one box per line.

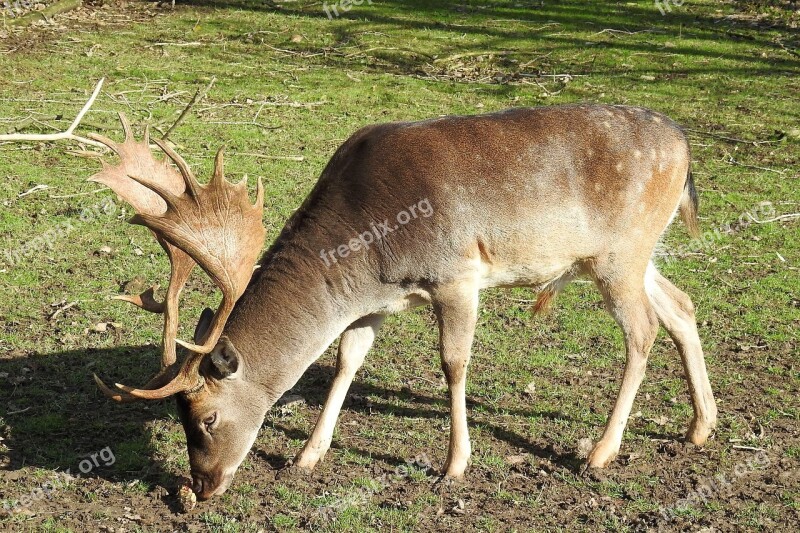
xmin=1 ymin=338 xmax=798 ymax=531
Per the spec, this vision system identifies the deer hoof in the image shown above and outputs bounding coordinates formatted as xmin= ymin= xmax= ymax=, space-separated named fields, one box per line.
xmin=686 ymin=418 xmax=715 ymax=446
xmin=586 ymin=441 xmax=619 ymax=469
xmin=277 ymin=462 xmax=313 ymax=480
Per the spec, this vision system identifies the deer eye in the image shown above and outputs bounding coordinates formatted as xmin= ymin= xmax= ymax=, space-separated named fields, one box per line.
xmin=203 ymin=412 xmax=218 ymax=431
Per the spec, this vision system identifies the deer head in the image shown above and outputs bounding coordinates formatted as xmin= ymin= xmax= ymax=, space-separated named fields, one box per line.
xmin=89 ymin=114 xmax=267 ymax=498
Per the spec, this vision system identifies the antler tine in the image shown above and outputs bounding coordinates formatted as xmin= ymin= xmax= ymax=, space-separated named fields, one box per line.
xmin=174 ymin=286 xmax=237 ymax=354
xmin=127 ymin=173 xmax=182 ymax=212
xmin=211 ymin=147 xmax=225 ymax=188
xmin=160 ymin=243 xmax=195 ymax=368
xmin=113 ymin=286 xmax=165 ymax=313
xmin=94 ymin=373 xmax=140 ymax=403
xmin=93 ymin=350 xmax=203 ymax=402
xmin=87 ymin=132 xmax=121 ymax=154
xmin=119 ymin=112 xmax=134 ymax=142
xmin=152 ymin=138 xmax=201 ymax=199
xmin=255 ymin=176 xmax=264 ymax=210
xmin=113 ymin=371 xmax=198 ymax=400
xmin=115 ymin=351 xmax=205 ymax=400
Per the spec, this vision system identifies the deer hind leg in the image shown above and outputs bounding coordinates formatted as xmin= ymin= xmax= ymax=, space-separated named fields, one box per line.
xmin=433 ymin=280 xmax=479 ymax=479
xmin=645 ymin=263 xmax=717 ymax=444
xmin=293 ymin=314 xmax=385 ymax=471
xmin=587 ymin=262 xmax=660 ymax=468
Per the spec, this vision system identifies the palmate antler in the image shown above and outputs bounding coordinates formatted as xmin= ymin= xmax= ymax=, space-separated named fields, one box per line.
xmin=88 ymin=114 xmax=266 ymax=401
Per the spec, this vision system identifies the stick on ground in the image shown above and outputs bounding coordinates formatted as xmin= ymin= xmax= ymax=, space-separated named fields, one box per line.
xmin=0 ymin=78 xmax=106 ymax=148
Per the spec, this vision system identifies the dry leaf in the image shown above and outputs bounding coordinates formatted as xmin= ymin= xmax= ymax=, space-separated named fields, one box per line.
xmin=505 ymin=454 xmax=529 ymax=466
xmin=85 ymin=322 xmax=122 ymax=334
xmin=577 ymin=437 xmax=594 ymax=459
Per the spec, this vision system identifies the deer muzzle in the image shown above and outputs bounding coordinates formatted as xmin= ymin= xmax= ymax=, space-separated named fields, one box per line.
xmin=191 ymin=469 xmax=234 ymax=500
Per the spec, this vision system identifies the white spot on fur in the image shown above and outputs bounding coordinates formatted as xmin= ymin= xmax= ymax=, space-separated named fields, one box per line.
xmin=594 ymin=182 xmax=603 ymax=192
xmin=652 ymin=116 xmax=662 ymax=123
xmin=633 ymin=150 xmax=642 ymax=159
xmin=603 ymin=121 xmax=611 ymax=128
xmin=615 ymin=162 xmax=623 ymax=172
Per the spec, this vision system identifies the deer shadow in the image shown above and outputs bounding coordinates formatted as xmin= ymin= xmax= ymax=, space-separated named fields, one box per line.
xmin=0 ymin=344 xmax=683 ymax=487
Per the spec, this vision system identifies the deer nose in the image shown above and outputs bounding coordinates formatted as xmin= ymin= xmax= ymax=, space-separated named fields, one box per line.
xmin=191 ymin=470 xmax=231 ymax=500
xmin=191 ymin=473 xmax=217 ymax=500
xmin=191 ymin=475 xmax=204 ymax=497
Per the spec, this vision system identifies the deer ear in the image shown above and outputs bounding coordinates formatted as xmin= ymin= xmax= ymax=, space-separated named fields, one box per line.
xmin=210 ymin=337 xmax=240 ymax=379
xmin=193 ymin=307 xmax=214 ymax=345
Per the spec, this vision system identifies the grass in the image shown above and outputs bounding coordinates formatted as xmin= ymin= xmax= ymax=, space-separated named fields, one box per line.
xmin=0 ymin=0 xmax=799 ymax=531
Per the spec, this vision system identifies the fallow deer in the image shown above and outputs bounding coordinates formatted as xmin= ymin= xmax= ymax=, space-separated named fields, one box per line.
xmin=89 ymin=105 xmax=717 ymax=500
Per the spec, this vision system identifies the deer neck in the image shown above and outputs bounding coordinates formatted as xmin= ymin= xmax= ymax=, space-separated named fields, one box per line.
xmin=222 ymin=236 xmax=379 ymax=404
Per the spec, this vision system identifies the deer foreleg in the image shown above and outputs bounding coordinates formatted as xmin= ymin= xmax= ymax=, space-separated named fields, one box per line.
xmin=293 ymin=314 xmax=385 ymax=471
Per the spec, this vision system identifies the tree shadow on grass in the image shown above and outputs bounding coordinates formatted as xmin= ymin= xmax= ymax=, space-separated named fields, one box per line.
xmin=178 ymin=0 xmax=799 ymax=78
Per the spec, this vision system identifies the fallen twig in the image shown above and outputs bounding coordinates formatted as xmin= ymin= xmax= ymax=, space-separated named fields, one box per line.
xmin=162 ymin=76 xmax=216 ymax=141
xmin=49 ymin=300 xmax=78 ymax=321
xmin=49 ymin=189 xmax=106 ymax=199
xmin=206 ymin=120 xmax=280 ymax=130
xmin=18 ymin=184 xmax=49 ymax=198
xmin=746 ymin=212 xmax=800 ymax=224
xmin=237 ymin=153 xmax=305 ymax=161
xmin=686 ymin=128 xmax=779 ymax=145
xmin=148 ymin=42 xmax=205 ymax=48
xmin=0 ymin=78 xmax=106 ymax=148
xmin=726 ymin=156 xmax=786 ymax=174
xmin=592 ymin=28 xmax=653 ymax=36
